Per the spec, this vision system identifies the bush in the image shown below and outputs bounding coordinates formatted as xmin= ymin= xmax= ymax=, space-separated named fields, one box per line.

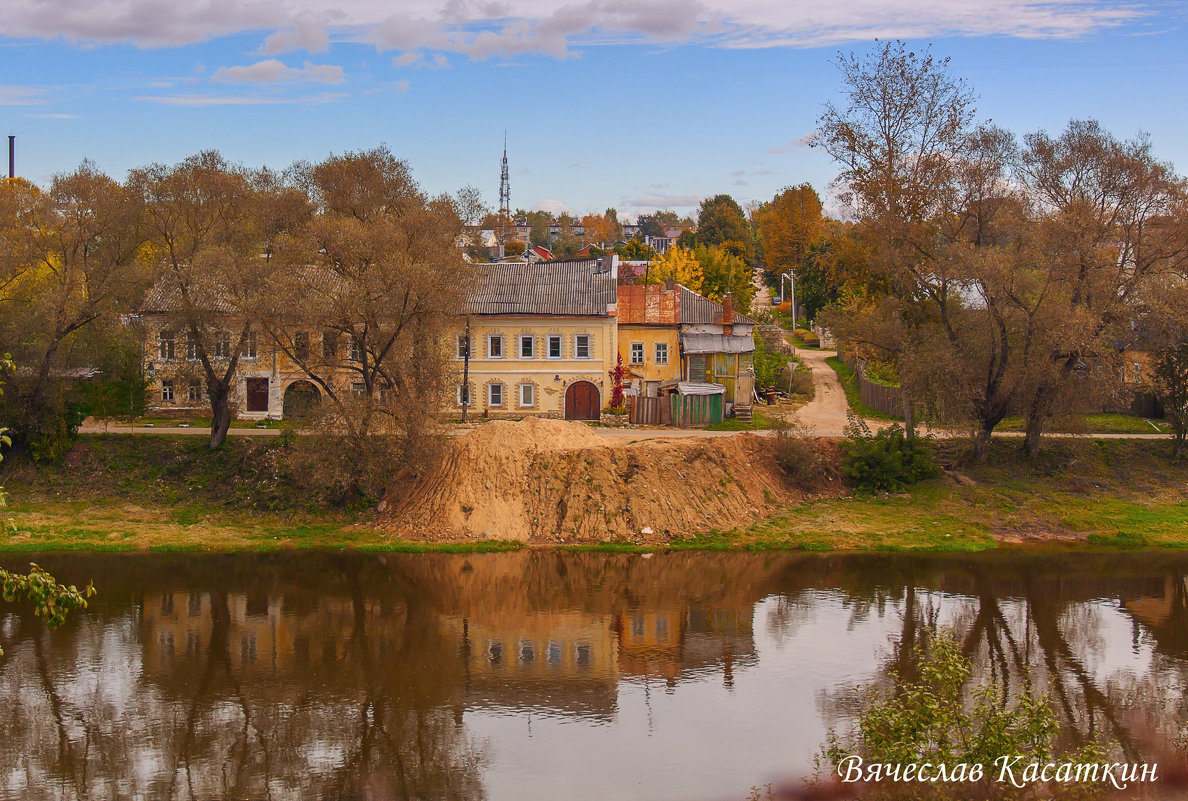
xmin=840 ymin=413 xmax=941 ymax=491
xmin=802 ymin=332 xmax=820 ymax=347
xmin=788 ymin=362 xmax=814 ymax=396
xmin=825 ymin=629 xmax=1104 ymax=801
xmin=773 ymin=421 xmax=828 ymax=489
xmin=793 ymin=327 xmax=813 ymax=339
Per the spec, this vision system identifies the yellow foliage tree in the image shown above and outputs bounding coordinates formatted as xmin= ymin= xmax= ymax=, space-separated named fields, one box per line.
xmin=641 ymin=246 xmax=703 ymax=293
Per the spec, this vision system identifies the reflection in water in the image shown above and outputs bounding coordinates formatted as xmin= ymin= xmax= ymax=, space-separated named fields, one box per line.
xmin=0 ymin=551 xmax=1186 ymax=800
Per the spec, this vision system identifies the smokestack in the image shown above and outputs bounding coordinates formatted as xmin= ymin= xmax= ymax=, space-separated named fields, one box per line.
xmin=7 ymin=136 xmax=12 ymax=179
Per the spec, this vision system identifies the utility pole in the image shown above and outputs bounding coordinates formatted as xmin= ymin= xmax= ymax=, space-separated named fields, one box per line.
xmin=461 ymin=316 xmax=472 ymax=422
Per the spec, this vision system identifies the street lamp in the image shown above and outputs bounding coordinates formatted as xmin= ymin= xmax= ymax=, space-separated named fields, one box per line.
xmin=781 ymin=271 xmax=797 ymax=325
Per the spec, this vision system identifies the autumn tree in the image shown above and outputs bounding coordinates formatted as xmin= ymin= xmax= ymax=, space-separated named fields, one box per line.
xmin=816 ymin=41 xmax=1030 ymax=455
xmin=694 ymin=244 xmax=754 ymax=312
xmin=1013 ymin=121 xmax=1187 ymax=457
xmin=0 ymin=164 xmax=147 ymax=461
xmin=696 ymin=194 xmax=752 ymax=264
xmin=756 ymin=184 xmax=825 ymax=283
xmin=133 ymin=151 xmax=308 ymax=449
xmin=580 ymin=210 xmax=621 ymax=245
xmin=641 ymin=246 xmax=703 ymax=291
xmin=260 ymin=147 xmax=474 ymax=498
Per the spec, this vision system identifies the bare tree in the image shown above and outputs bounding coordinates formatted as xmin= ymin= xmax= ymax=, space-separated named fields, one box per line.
xmin=133 ymin=152 xmax=308 ymax=449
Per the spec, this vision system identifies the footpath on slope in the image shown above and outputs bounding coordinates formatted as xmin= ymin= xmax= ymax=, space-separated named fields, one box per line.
xmin=378 ymin=417 xmax=840 ymax=544
xmin=789 ymin=345 xmax=851 ymax=437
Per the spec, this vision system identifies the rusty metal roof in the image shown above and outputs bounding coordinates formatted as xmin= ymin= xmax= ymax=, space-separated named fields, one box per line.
xmin=617 ymin=284 xmax=680 ymax=325
xmin=468 ymin=259 xmax=616 ymax=317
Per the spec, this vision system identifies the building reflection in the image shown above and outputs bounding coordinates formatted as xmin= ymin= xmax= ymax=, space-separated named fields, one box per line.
xmin=3 ymin=550 xmax=1188 ymax=800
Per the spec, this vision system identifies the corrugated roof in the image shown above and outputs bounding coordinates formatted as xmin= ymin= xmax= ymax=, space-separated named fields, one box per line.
xmin=680 ymin=333 xmax=755 ymax=354
xmin=676 ymin=285 xmax=756 ymax=325
xmin=468 ymin=259 xmax=616 ymax=317
xmin=140 ymin=274 xmax=239 ymax=314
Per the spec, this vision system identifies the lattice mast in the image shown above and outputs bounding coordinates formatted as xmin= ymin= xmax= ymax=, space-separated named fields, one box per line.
xmin=498 ymin=133 xmax=511 ymax=242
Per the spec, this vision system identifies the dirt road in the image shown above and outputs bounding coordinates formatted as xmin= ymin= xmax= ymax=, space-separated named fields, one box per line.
xmin=789 ymin=346 xmax=850 ymax=436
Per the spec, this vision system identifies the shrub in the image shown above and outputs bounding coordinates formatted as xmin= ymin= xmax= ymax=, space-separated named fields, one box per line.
xmin=840 ymin=412 xmax=940 ymax=491
xmin=802 ymin=332 xmax=820 ymax=347
xmin=773 ymin=420 xmax=827 ymax=489
xmin=825 ymin=629 xmax=1105 ymax=801
xmin=793 ymin=327 xmax=813 ymax=339
xmin=788 ymin=362 xmax=814 ymax=396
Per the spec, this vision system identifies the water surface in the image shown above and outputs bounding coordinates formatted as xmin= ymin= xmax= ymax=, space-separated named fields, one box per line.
xmin=1 ymin=550 xmax=1185 ymax=800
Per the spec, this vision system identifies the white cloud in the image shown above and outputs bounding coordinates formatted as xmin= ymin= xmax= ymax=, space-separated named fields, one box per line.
xmin=0 ymin=0 xmax=1148 ymax=55
xmin=0 ymin=85 xmax=47 ymax=105
xmin=135 ymin=92 xmax=347 ymax=106
xmin=261 ymin=16 xmax=330 ymax=54
xmin=212 ymin=59 xmax=344 ymax=84
xmin=392 ymin=52 xmax=451 ymax=69
xmin=533 ymin=198 xmax=574 ymax=215
xmin=767 ymin=132 xmax=815 ymax=154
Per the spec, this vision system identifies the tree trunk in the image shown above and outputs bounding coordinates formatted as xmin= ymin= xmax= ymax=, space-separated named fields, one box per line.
xmin=1023 ymin=412 xmax=1046 ymax=460
xmin=902 ymin=393 xmax=914 ymax=443
xmin=209 ymin=385 xmax=232 ymax=450
xmin=971 ymin=423 xmax=994 ymax=462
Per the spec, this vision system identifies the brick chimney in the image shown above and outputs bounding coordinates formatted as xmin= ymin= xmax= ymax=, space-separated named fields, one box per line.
xmin=721 ymin=292 xmax=734 ymax=335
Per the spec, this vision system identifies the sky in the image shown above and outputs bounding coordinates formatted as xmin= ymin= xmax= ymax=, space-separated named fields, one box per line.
xmin=1 ymin=0 xmax=1186 ymax=221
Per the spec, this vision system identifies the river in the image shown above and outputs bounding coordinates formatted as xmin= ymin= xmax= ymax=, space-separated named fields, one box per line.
xmin=0 ymin=550 xmax=1185 ymax=800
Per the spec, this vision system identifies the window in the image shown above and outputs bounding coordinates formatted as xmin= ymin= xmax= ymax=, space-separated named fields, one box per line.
xmin=349 ymin=336 xmax=363 ymax=362
xmin=185 ymin=331 xmax=199 ymax=361
xmin=456 ymin=334 xmax=469 ymax=360
xmin=457 ymin=383 xmax=471 ymax=407
xmin=294 ymin=331 xmax=310 ymax=362
xmin=351 ymin=382 xmax=366 ymax=395
xmin=488 ymin=382 xmax=504 ymax=407
xmin=322 ymin=331 xmax=338 ymax=360
xmin=240 ymin=330 xmax=258 ymax=360
xmin=187 ymin=381 xmax=202 ymax=402
xmin=158 ymin=332 xmax=175 ymax=361
xmin=214 ymin=332 xmax=231 ymax=359
xmin=161 ymin=380 xmax=174 ymax=403
xmin=575 ymin=335 xmax=590 ymax=359
xmin=519 ymin=335 xmax=534 ymax=358
xmin=630 ymin=342 xmax=644 ymax=365
xmin=520 ymin=383 xmax=535 ymax=408
xmin=655 ymin=342 xmax=669 ymax=365
xmin=488 ymin=335 xmax=503 ymax=358
xmin=548 ymin=335 xmax=562 ymax=359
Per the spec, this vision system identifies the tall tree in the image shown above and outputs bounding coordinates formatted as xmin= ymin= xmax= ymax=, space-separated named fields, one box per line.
xmin=756 ymin=184 xmax=825 ymax=283
xmin=133 ymin=151 xmax=306 ymax=449
xmin=261 ymin=147 xmax=473 ymax=492
xmin=0 ymin=164 xmax=147 ymax=460
xmin=694 ymin=244 xmax=754 ymax=312
xmin=696 ymin=194 xmax=752 ymax=263
xmin=641 ymin=246 xmax=703 ymax=291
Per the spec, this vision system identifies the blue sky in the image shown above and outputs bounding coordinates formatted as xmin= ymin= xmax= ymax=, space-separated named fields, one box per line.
xmin=2 ymin=0 xmax=1185 ymax=220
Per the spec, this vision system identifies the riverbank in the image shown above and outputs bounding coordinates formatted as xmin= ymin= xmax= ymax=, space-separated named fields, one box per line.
xmin=3 ymin=429 xmax=1188 ymax=552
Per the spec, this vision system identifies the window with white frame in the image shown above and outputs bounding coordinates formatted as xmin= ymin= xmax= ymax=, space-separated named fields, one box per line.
xmin=185 ymin=331 xmax=199 ymax=361
xmin=456 ymin=334 xmax=469 ymax=359
xmin=519 ymin=335 xmax=534 ymax=358
xmin=488 ymin=335 xmax=503 ymax=358
xmin=351 ymin=382 xmax=366 ymax=395
xmin=630 ymin=342 xmax=644 ymax=365
xmin=575 ymin=335 xmax=591 ymax=359
xmin=457 ymin=383 xmax=471 ymax=407
xmin=548 ymin=335 xmax=562 ymax=359
xmin=214 ymin=332 xmax=231 ymax=359
xmin=348 ymin=336 xmax=363 ymax=362
xmin=655 ymin=342 xmax=669 ymax=365
xmin=187 ymin=381 xmax=202 ymax=402
xmin=489 ymin=382 xmax=504 ymax=407
xmin=240 ymin=330 xmax=258 ymax=359
xmin=161 ymin=380 xmax=174 ymax=403
xmin=519 ymin=383 xmax=535 ymax=408
xmin=158 ymin=332 xmax=175 ymax=361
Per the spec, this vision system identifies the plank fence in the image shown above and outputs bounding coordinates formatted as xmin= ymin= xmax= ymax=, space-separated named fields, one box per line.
xmin=626 ymin=394 xmax=721 ymax=426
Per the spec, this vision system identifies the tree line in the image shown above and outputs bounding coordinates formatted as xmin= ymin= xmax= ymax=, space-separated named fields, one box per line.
xmin=0 ymin=146 xmax=472 ymax=495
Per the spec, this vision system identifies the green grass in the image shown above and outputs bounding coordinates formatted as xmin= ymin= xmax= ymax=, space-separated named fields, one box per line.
xmin=824 ymin=356 xmax=900 ymax=421
xmin=90 ymin=416 xmax=286 ymax=429
xmin=705 ymin=410 xmax=777 ymax=431
xmin=997 ymin=413 xmax=1165 ymax=435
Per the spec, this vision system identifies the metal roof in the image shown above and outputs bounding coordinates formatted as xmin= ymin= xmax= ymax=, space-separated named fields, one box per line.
xmin=680 ymin=333 xmax=755 ymax=354
xmin=468 ymin=259 xmax=616 ymax=317
xmin=676 ymin=285 xmax=756 ymax=325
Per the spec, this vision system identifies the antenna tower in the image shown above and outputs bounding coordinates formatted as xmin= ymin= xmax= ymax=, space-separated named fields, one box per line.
xmin=498 ymin=133 xmax=510 ymax=224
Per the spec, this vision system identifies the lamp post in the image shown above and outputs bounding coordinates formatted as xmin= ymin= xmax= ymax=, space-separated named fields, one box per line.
xmin=788 ymin=269 xmax=797 ymax=325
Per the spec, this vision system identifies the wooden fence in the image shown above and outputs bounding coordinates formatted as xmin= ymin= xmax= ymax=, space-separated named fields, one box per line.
xmin=627 ymin=394 xmax=722 ymax=426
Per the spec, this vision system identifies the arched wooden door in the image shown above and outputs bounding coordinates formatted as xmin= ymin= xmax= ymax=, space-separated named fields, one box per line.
xmin=564 ymin=381 xmax=600 ymax=420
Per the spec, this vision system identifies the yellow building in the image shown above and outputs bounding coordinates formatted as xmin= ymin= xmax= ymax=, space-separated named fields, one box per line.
xmin=452 ymin=258 xmax=620 ymax=420
xmin=616 ymin=283 xmax=682 ymax=395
